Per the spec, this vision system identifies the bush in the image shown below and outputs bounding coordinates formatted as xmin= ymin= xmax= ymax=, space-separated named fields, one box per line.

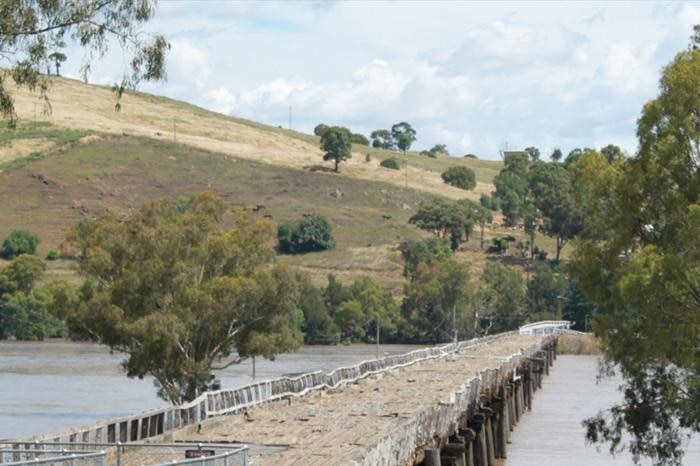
xmin=365 ymin=153 xmax=372 ymax=162
xmin=380 ymin=158 xmax=401 ymax=170
xmin=441 ymin=166 xmax=476 ymax=190
xmin=420 ymin=150 xmax=437 ymax=158
xmin=46 ymin=249 xmax=60 ymax=261
xmin=480 ymin=193 xmax=492 ymax=209
xmin=278 ymin=214 xmax=335 ymax=254
xmin=464 ymin=153 xmax=478 ymax=159
xmin=2 ymin=230 xmax=39 ymax=259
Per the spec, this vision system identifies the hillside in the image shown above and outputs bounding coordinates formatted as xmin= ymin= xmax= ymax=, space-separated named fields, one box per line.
xmin=6 ymin=75 xmax=501 ymax=200
xmin=0 ymin=78 xmax=545 ymax=290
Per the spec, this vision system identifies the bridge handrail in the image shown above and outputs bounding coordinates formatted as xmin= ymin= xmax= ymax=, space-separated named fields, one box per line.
xmin=8 ymin=322 xmax=558 ymax=447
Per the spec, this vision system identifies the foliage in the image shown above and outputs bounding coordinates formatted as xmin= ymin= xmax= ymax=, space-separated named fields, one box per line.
xmin=401 ymin=237 xmax=452 ymax=279
xmin=409 ymin=198 xmax=465 ymax=250
xmin=572 ymin=41 xmax=700 ymax=464
xmin=0 ymin=0 xmax=168 ymax=122
xmin=479 ymin=193 xmax=500 ymax=211
xmin=464 ymin=153 xmax=478 ymax=159
xmin=380 ymin=157 xmax=401 ymax=170
xmin=402 ymin=259 xmax=471 ymax=343
xmin=313 ymin=123 xmax=329 ymax=136
xmin=529 ymin=162 xmax=583 ymax=260
xmin=524 ymin=146 xmax=541 ymax=162
xmin=0 ymin=255 xmax=65 ymax=340
xmin=461 ymin=200 xmax=492 ymax=249
xmin=478 ymin=261 xmax=526 ymax=333
xmin=1 ymin=229 xmax=39 ymax=259
xmin=370 ymin=129 xmax=394 ymax=149
xmin=45 ymin=249 xmax=59 ymax=261
xmin=391 ymin=122 xmax=416 ymax=153
xmin=441 ymin=166 xmax=477 ymax=190
xmin=351 ymin=133 xmax=369 ymax=146
xmin=526 ymin=262 xmax=568 ymax=322
xmin=278 ymin=214 xmax=335 ymax=254
xmin=320 ymin=126 xmax=352 ymax=172
xmin=600 ymin=144 xmax=624 ymax=164
xmin=422 ymin=144 xmax=449 ymax=158
xmin=322 ymin=274 xmax=399 ymax=343
xmin=493 ymin=151 xmax=531 ymax=226
xmin=550 ymin=148 xmax=563 ymax=162
xmin=298 ymin=278 xmax=339 ymax=344
xmin=54 ymin=192 xmax=304 ymax=404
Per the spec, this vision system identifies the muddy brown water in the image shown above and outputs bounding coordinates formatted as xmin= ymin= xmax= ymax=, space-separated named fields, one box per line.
xmin=504 ymin=355 xmax=700 ymax=466
xmin=0 ymin=340 xmax=424 ymax=440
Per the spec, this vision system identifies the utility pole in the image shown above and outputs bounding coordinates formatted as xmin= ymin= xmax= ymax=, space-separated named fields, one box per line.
xmin=376 ymin=317 xmax=380 ymax=359
xmin=452 ymin=305 xmax=458 ymax=344
xmin=404 ymin=151 xmax=408 ymax=188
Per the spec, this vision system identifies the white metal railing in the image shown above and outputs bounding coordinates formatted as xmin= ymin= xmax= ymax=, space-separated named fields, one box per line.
xmin=519 ymin=320 xmax=572 ymax=335
xmin=8 ymin=323 xmax=559 ymax=447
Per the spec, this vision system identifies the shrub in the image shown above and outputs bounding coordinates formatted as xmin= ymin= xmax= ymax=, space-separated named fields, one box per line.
xmin=441 ymin=166 xmax=476 ymax=190
xmin=420 ymin=150 xmax=437 ymax=158
xmin=46 ymin=249 xmax=60 ymax=261
xmin=480 ymin=193 xmax=492 ymax=209
xmin=278 ymin=214 xmax=335 ymax=254
xmin=1 ymin=230 xmax=39 ymax=259
xmin=380 ymin=158 xmax=401 ymax=170
xmin=365 ymin=153 xmax=372 ymax=162
xmin=464 ymin=153 xmax=478 ymax=159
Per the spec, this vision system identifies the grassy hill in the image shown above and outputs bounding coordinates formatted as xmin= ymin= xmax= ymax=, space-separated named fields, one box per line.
xmin=6 ymin=76 xmax=501 ymax=200
xmin=0 ymin=78 xmax=563 ymax=290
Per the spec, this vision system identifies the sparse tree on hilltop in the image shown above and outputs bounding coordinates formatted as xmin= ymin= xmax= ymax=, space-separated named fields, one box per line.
xmin=391 ymin=122 xmax=416 ymax=153
xmin=321 ymin=126 xmax=352 ymax=172
xmin=370 ymin=129 xmax=394 ymax=149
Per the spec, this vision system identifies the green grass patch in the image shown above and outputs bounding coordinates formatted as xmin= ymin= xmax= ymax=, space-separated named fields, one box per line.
xmin=0 ymin=151 xmax=45 ymax=171
xmin=0 ymin=119 xmax=89 ymax=147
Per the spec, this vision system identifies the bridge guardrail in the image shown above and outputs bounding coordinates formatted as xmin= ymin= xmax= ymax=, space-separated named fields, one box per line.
xmin=7 ymin=322 xmax=565 ymax=447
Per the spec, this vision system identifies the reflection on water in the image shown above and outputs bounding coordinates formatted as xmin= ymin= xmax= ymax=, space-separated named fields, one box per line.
xmin=505 ymin=355 xmax=700 ymax=466
xmin=0 ymin=340 xmax=425 ymax=440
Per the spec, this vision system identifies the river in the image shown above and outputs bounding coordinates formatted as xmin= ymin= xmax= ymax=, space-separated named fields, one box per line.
xmin=2 ymin=343 xmax=699 ymax=465
xmin=0 ymin=340 xmax=424 ymax=440
xmin=504 ymin=355 xmax=700 ymax=466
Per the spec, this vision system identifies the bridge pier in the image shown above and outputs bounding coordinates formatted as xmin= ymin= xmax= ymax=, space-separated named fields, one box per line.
xmin=416 ymin=338 xmax=558 ymax=466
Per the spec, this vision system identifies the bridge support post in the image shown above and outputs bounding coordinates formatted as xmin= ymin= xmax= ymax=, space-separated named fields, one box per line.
xmin=424 ymin=448 xmax=442 ymax=466
xmin=459 ymin=428 xmax=476 ymax=466
xmin=480 ymin=408 xmax=496 ymax=466
xmin=525 ymin=364 xmax=533 ymax=411
xmin=468 ymin=414 xmax=489 ymax=466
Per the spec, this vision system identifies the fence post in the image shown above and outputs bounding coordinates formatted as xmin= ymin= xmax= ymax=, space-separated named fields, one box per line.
xmin=116 ymin=442 xmax=122 ymax=466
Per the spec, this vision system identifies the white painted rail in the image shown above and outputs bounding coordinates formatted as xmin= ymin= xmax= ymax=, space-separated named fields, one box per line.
xmin=518 ymin=320 xmax=572 ymax=335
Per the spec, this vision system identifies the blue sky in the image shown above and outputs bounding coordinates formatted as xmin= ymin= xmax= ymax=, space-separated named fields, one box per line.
xmin=62 ymin=1 xmax=700 ymax=160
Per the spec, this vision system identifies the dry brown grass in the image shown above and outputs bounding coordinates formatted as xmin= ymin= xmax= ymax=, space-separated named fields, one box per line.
xmin=7 ymin=76 xmax=495 ymax=200
xmin=557 ymin=334 xmax=601 ymax=355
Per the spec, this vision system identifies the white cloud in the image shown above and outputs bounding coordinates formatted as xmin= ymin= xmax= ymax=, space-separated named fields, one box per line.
xmin=56 ymin=1 xmax=700 ymax=159
xmin=603 ymin=41 xmax=655 ymax=93
xmin=169 ymin=39 xmax=211 ymax=89
xmin=206 ymin=86 xmax=237 ymax=114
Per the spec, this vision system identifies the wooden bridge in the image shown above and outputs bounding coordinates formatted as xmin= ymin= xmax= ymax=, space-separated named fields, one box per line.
xmin=7 ymin=323 xmax=568 ymax=466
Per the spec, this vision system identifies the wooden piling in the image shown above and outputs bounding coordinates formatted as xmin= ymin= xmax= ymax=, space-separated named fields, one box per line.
xmin=424 ymin=448 xmax=442 ymax=466
xmin=459 ymin=428 xmax=476 ymax=466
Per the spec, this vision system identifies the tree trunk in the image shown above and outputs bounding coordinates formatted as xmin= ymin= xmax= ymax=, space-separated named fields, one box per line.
xmin=334 ymin=159 xmax=339 ymax=172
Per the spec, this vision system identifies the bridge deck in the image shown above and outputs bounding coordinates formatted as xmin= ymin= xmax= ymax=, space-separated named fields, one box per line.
xmin=169 ymin=335 xmax=543 ymax=466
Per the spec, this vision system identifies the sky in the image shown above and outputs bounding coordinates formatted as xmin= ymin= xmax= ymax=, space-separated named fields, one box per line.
xmin=61 ymin=0 xmax=700 ymax=160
